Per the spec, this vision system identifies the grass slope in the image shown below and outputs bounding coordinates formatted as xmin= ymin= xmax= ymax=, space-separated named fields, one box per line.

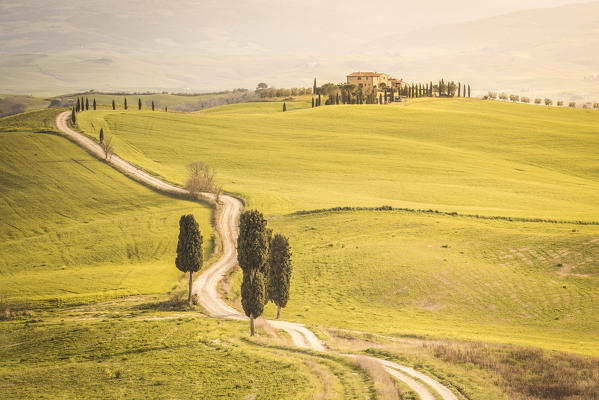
xmin=0 ymin=110 xmax=214 ymax=307
xmin=263 ymin=209 xmax=599 ymax=355
xmin=0 ymin=309 xmax=318 ymax=399
xmin=76 ymin=98 xmax=599 ymax=221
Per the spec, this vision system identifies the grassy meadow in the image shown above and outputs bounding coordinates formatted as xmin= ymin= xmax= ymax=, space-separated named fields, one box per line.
xmin=0 ymin=110 xmax=215 ymax=307
xmin=262 ymin=209 xmax=599 ymax=355
xmin=76 ymin=97 xmax=599 ymax=221
xmin=75 ymin=98 xmax=599 ymax=355
xmin=0 ymin=299 xmax=359 ymax=400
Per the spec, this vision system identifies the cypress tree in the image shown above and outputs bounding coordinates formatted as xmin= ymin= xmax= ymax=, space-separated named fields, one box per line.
xmin=313 ymin=78 xmax=317 ymax=94
xmin=124 ymin=98 xmax=128 ymax=110
xmin=458 ymin=83 xmax=461 ymax=97
xmin=138 ymin=98 xmax=142 ymax=110
xmin=175 ymin=214 xmax=204 ymax=307
xmin=390 ymin=87 xmax=394 ymax=102
xmin=312 ymin=97 xmax=314 ymax=108
xmin=76 ymin=98 xmax=80 ymax=112
xmin=318 ymin=94 xmax=321 ymax=106
xmin=152 ymin=100 xmax=155 ymax=111
xmin=379 ymin=93 xmax=382 ymax=104
xmin=468 ymin=85 xmax=471 ymax=98
xmin=237 ymin=210 xmax=269 ymax=336
xmin=268 ymin=234 xmax=292 ymax=319
xmin=82 ymin=98 xmax=85 ymax=110
xmin=283 ymin=102 xmax=286 ymax=112
xmin=85 ymin=97 xmax=89 ymax=111
xmin=99 ymin=128 xmax=104 ymax=144
xmin=71 ymin=107 xmax=76 ymax=124
xmin=165 ymin=106 xmax=168 ymax=112
xmin=93 ymin=98 xmax=96 ymax=110
xmin=430 ymin=81 xmax=433 ymax=97
xmin=336 ymin=93 xmax=340 ymax=105
xmin=112 ymin=99 xmax=115 ymax=110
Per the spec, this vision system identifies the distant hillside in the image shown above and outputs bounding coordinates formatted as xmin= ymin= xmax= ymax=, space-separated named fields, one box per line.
xmin=363 ymin=1 xmax=599 ymax=100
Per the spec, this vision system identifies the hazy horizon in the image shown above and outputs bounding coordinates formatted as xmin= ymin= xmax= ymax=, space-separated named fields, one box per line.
xmin=1 ymin=0 xmax=598 ymax=99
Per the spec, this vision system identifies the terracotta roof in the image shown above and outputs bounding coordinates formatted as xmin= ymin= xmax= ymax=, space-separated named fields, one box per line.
xmin=347 ymin=72 xmax=386 ymax=77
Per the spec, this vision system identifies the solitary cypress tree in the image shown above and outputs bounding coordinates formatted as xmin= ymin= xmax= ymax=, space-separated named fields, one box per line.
xmin=458 ymin=83 xmax=461 ymax=97
xmin=151 ymin=100 xmax=155 ymax=111
xmin=282 ymin=102 xmax=286 ymax=112
xmin=313 ymin=78 xmax=317 ymax=95
xmin=93 ymin=98 xmax=97 ymax=110
xmin=175 ymin=214 xmax=204 ymax=307
xmin=138 ymin=98 xmax=142 ymax=110
xmin=99 ymin=128 xmax=104 ymax=144
xmin=268 ymin=234 xmax=292 ymax=319
xmin=237 ymin=210 xmax=269 ymax=336
xmin=468 ymin=85 xmax=471 ymax=98
xmin=85 ymin=98 xmax=89 ymax=110
xmin=71 ymin=107 xmax=76 ymax=124
xmin=112 ymin=99 xmax=116 ymax=110
xmin=124 ymin=98 xmax=128 ymax=110
xmin=311 ymin=97 xmax=314 ymax=108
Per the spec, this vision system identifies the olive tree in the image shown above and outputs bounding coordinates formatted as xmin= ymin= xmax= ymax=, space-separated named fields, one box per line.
xmin=175 ymin=214 xmax=204 ymax=307
xmin=268 ymin=233 xmax=292 ymax=319
xmin=237 ymin=210 xmax=269 ymax=335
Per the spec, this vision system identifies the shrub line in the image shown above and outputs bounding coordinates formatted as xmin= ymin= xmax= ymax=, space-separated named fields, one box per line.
xmin=290 ymin=206 xmax=599 ymax=225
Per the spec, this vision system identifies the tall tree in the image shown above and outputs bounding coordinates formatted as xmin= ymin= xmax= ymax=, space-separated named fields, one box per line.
xmin=112 ymin=99 xmax=116 ymax=110
xmin=458 ymin=83 xmax=461 ymax=97
xmin=93 ymin=98 xmax=97 ymax=110
xmin=99 ymin=128 xmax=104 ymax=144
xmin=124 ymin=98 xmax=128 ymax=110
xmin=138 ymin=98 xmax=142 ymax=110
xmin=312 ymin=97 xmax=314 ymax=108
xmin=85 ymin=98 xmax=89 ymax=111
xmin=238 ymin=210 xmax=269 ymax=336
xmin=268 ymin=234 xmax=292 ymax=319
xmin=313 ymin=78 xmax=317 ymax=95
xmin=76 ymin=98 xmax=80 ymax=112
xmin=283 ymin=102 xmax=286 ymax=112
xmin=318 ymin=93 xmax=321 ymax=106
xmin=71 ymin=107 xmax=76 ymax=123
xmin=151 ymin=100 xmax=155 ymax=111
xmin=468 ymin=85 xmax=471 ymax=98
xmin=175 ymin=214 xmax=204 ymax=307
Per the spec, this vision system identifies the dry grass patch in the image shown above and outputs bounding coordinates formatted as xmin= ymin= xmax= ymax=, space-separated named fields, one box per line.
xmin=426 ymin=341 xmax=599 ymax=400
xmin=354 ymin=355 xmax=400 ymax=400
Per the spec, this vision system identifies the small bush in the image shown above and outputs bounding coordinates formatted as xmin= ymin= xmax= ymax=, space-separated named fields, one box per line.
xmin=534 ymin=98 xmax=542 ymax=104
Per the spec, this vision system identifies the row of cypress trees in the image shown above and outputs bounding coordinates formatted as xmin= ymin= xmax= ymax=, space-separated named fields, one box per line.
xmin=73 ymin=97 xmax=163 ymax=113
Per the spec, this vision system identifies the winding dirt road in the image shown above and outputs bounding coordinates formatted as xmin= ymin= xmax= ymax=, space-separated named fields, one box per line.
xmin=56 ymin=110 xmax=458 ymax=399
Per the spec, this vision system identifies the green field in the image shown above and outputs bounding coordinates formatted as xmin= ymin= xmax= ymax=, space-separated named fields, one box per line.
xmin=76 ymin=98 xmax=599 ymax=221
xmin=263 ymin=209 xmax=599 ymax=355
xmin=76 ymin=98 xmax=599 ymax=355
xmin=0 ymin=110 xmax=214 ymax=307
xmin=0 ymin=302 xmax=336 ymax=399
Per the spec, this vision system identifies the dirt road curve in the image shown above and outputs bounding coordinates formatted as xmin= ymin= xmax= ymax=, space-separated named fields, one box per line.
xmin=56 ymin=111 xmax=458 ymax=399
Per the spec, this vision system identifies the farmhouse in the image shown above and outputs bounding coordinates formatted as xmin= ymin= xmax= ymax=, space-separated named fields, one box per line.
xmin=347 ymin=72 xmax=408 ymax=91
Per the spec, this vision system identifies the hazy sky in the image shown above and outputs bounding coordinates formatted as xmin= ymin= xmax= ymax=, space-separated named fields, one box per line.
xmin=0 ymin=0 xmax=593 ymax=54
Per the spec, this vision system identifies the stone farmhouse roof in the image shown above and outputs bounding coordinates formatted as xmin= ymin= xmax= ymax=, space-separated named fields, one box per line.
xmin=347 ymin=72 xmax=387 ymax=77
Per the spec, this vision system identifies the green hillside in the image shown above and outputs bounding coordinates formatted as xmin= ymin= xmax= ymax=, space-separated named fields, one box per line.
xmin=0 ymin=110 xmax=214 ymax=307
xmin=75 ymin=98 xmax=599 ymax=354
xmin=76 ymin=98 xmax=599 ymax=221
xmin=263 ymin=209 xmax=599 ymax=355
